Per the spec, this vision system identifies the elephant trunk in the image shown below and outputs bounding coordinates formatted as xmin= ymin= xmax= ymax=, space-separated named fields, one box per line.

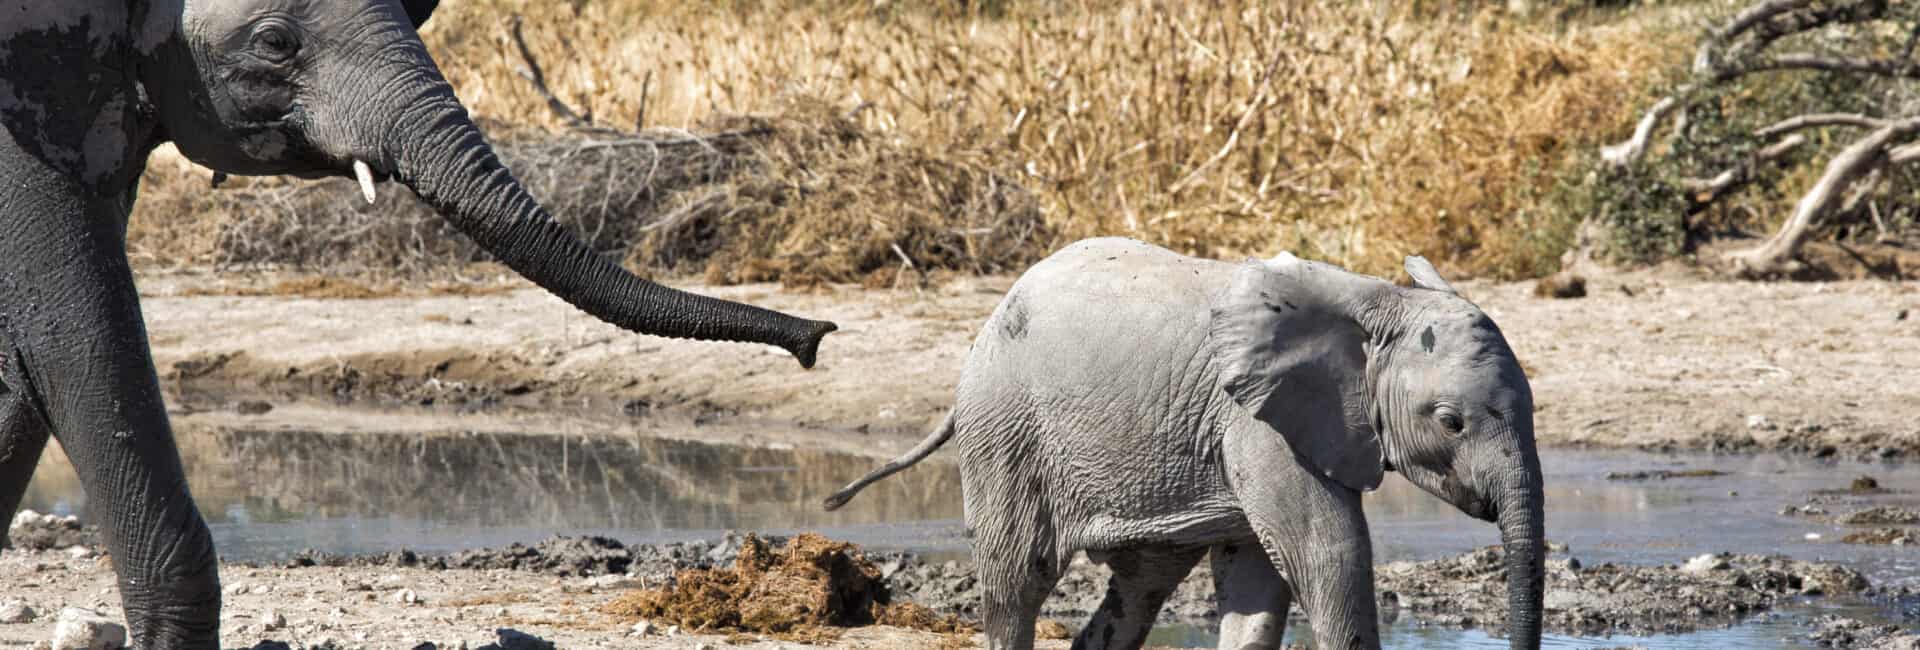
xmin=379 ymin=85 xmax=834 ymax=367
xmin=1497 ymin=452 xmax=1546 ymax=649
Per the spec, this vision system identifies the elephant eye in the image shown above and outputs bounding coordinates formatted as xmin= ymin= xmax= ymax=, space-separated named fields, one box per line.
xmin=250 ymin=23 xmax=300 ymax=62
xmin=1435 ymin=406 xmax=1465 ymax=433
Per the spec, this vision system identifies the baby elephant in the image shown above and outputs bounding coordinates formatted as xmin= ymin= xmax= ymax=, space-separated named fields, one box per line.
xmin=825 ymin=238 xmax=1544 ymax=650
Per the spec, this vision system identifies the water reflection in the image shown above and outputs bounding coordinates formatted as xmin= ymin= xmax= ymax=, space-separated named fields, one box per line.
xmin=24 ymin=424 xmax=965 ymax=560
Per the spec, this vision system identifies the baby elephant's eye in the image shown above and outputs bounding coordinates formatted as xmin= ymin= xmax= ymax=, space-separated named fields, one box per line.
xmin=1436 ymin=408 xmax=1465 ymax=433
xmin=251 ymin=23 xmax=300 ymax=62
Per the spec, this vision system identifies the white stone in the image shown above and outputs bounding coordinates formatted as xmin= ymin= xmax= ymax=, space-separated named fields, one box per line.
xmin=9 ymin=510 xmax=39 ymax=530
xmin=62 ymin=547 xmax=89 ymax=560
xmin=1682 ymin=553 xmax=1729 ymax=574
xmin=49 ymin=608 xmax=125 ymax=650
xmin=1745 ymin=414 xmax=1772 ymax=430
xmin=0 ymin=600 xmax=35 ymax=624
xmin=666 ymin=625 xmax=681 ymax=637
xmin=390 ymin=588 xmax=419 ymax=605
xmin=628 ymin=620 xmax=653 ymax=637
xmin=261 ymin=609 xmax=286 ymax=631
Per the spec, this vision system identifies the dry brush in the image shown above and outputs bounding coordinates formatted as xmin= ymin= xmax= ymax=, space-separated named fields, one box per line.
xmin=129 ymin=1 xmax=1686 ymax=284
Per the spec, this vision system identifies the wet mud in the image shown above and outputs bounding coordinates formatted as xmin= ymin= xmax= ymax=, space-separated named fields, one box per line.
xmin=1376 ymin=547 xmax=1868 ymax=636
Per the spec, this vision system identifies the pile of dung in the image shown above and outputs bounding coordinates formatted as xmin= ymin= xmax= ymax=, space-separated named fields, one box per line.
xmin=602 ymin=533 xmax=972 ymax=641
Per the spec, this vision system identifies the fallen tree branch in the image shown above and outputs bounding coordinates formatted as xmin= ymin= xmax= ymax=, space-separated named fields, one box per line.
xmin=1608 ymin=0 xmax=1892 ymax=168
xmin=1603 ymin=96 xmax=1681 ymax=168
xmin=1738 ymin=52 xmax=1920 ymax=80
xmin=1679 ymin=134 xmax=1807 ymax=202
xmin=1756 ymin=113 xmax=1890 ymax=138
xmin=1725 ymin=116 xmax=1920 ymax=275
xmin=509 ymin=16 xmax=593 ymax=130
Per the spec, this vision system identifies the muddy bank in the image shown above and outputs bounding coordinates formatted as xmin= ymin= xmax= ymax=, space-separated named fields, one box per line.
xmin=6 ymin=503 xmax=1913 ymax=648
xmin=1378 ymin=547 xmax=1868 ymax=635
xmin=137 ymin=268 xmax=1920 ymax=458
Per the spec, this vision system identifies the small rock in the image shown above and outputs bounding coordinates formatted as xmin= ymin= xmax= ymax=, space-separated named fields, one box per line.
xmin=261 ymin=609 xmax=286 ymax=631
xmin=1897 ymin=308 xmax=1910 ymax=321
xmin=1852 ymin=475 xmax=1881 ymax=492
xmin=628 ymin=620 xmax=653 ymax=637
xmin=390 ymin=588 xmax=420 ymax=605
xmin=483 ymin=628 xmax=554 ymax=650
xmin=59 ymin=546 xmax=92 ymax=560
xmin=666 ymin=625 xmax=681 ymax=637
xmin=1682 ymin=553 xmax=1729 ymax=574
xmin=0 ymin=601 xmax=35 ymax=624
xmin=1532 ymin=272 xmax=1586 ymax=299
xmin=49 ymin=608 xmax=125 ymax=650
xmin=234 ymin=400 xmax=274 ymax=415
xmin=248 ymin=584 xmax=269 ymax=595
xmin=1745 ymin=415 xmax=1773 ymax=431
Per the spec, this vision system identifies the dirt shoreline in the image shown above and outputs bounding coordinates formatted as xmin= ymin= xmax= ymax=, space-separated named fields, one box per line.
xmin=4 ymin=518 xmax=1911 ymax=649
xmin=138 ymin=266 xmax=1919 ymax=458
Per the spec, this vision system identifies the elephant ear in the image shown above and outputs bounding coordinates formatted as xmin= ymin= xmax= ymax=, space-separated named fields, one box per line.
xmin=1403 ymin=255 xmax=1458 ymax=295
xmin=1211 ymin=257 xmax=1384 ymax=491
xmin=400 ymin=0 xmax=439 ymax=29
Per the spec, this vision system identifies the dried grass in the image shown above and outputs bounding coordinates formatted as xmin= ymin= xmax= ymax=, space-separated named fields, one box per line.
xmin=127 ymin=1 xmax=1691 ymax=282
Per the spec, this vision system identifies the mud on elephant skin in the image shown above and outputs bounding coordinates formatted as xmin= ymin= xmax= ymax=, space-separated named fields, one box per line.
xmin=826 ymin=238 xmax=1545 ymax=650
xmin=0 ymin=1 xmax=834 ymax=646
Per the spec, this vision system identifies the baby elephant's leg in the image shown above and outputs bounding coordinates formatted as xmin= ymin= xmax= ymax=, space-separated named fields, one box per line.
xmin=1210 ymin=542 xmax=1292 ymax=650
xmin=0 ymin=348 xmax=50 ymax=550
xmin=1071 ymin=546 xmax=1205 ymax=650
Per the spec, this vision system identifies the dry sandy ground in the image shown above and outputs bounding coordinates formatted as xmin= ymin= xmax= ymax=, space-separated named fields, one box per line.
xmin=136 ymin=266 xmax=1920 ymax=458
xmin=0 ymin=547 xmax=986 ymax=649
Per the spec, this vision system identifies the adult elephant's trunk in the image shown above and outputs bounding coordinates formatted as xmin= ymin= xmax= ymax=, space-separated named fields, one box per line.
xmin=1498 ymin=449 xmax=1546 ymax=649
xmin=379 ymin=85 xmax=835 ymax=367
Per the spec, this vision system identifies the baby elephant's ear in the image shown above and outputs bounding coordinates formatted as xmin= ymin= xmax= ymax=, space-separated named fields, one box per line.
xmin=1403 ymin=255 xmax=1458 ymax=295
xmin=401 ymin=0 xmax=439 ymax=29
xmin=1210 ymin=261 xmax=1383 ymax=492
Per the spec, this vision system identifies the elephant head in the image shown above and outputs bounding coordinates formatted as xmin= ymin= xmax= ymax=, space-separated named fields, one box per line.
xmin=1213 ymin=254 xmax=1544 ymax=649
xmin=138 ymin=0 xmax=835 ymax=365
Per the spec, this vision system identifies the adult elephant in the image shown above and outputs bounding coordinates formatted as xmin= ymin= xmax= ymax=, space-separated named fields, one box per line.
xmin=0 ymin=0 xmax=835 ymax=646
xmin=824 ymin=238 xmax=1545 ymax=650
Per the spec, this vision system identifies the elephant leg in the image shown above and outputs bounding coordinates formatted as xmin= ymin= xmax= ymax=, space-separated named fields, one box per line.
xmin=1071 ymin=546 xmax=1204 ymax=650
xmin=0 ymin=343 xmax=51 ymax=550
xmin=1 ymin=221 xmax=221 ymax=647
xmin=972 ymin=534 xmax=1063 ymax=650
xmin=963 ymin=455 xmax=1063 ymax=650
xmin=1223 ymin=426 xmax=1379 ymax=650
xmin=1210 ymin=541 xmax=1292 ymax=650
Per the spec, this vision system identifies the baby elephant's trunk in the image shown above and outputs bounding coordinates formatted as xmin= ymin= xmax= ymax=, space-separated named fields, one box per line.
xmin=822 ymin=413 xmax=956 ymax=510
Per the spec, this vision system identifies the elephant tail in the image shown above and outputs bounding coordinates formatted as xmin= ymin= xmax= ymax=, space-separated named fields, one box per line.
xmin=821 ymin=411 xmax=956 ymax=511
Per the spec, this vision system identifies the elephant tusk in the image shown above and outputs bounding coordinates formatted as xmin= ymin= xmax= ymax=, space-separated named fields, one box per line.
xmin=353 ymin=160 xmax=377 ymax=204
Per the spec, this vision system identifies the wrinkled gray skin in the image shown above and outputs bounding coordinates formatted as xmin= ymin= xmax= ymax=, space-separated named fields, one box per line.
xmin=826 ymin=238 xmax=1544 ymax=650
xmin=0 ymin=1 xmax=836 ymax=646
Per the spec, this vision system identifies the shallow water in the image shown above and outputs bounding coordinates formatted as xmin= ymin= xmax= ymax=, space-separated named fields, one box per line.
xmin=22 ymin=410 xmax=1920 ymax=647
